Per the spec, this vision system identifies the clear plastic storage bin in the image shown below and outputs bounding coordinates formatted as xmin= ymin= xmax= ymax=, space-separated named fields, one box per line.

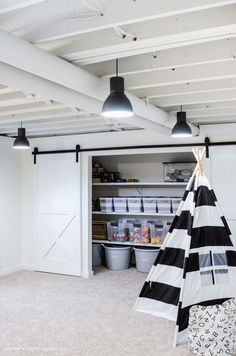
xmin=107 ymin=221 xmax=129 ymax=242
xmin=149 ymin=223 xmax=165 ymax=245
xmin=163 ymin=162 xmax=195 ymax=182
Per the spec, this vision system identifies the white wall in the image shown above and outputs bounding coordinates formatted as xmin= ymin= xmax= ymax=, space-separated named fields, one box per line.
xmin=0 ymin=138 xmax=22 ymax=275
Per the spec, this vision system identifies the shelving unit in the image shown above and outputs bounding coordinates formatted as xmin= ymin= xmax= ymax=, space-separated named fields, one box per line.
xmin=93 ymin=182 xmax=187 ymax=187
xmin=92 ymin=211 xmax=175 ymax=217
xmin=92 ymin=239 xmax=161 ymax=248
xmin=92 ymin=152 xmax=192 ymax=251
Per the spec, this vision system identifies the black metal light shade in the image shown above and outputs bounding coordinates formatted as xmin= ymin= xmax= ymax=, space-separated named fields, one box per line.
xmin=13 ymin=127 xmax=30 ymax=149
xmin=102 ymin=59 xmax=133 ymax=118
xmin=172 ymin=111 xmax=192 ymax=138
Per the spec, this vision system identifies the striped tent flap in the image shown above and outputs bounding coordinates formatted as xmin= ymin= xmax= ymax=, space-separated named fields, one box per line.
xmin=134 ymin=148 xmax=236 ymax=347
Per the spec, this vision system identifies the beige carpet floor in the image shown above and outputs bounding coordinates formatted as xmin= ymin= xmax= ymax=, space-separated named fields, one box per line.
xmin=0 ymin=267 xmax=191 ymax=356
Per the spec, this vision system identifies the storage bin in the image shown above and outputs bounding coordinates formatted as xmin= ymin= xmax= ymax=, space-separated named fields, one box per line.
xmin=156 ymin=197 xmax=171 ymax=213
xmin=163 ymin=162 xmax=195 ymax=182
xmin=104 ymin=245 xmax=131 ymax=270
xmin=113 ymin=197 xmax=127 ymax=213
xmin=142 ymin=196 xmax=157 ymax=213
xmin=171 ymin=197 xmax=182 ymax=214
xmin=134 ymin=247 xmax=160 ymax=273
xmin=92 ymin=221 xmax=107 ymax=240
xmin=92 ymin=244 xmax=102 ymax=266
xmin=149 ymin=223 xmax=164 ymax=245
xmin=129 ymin=223 xmax=142 ymax=243
xmin=107 ymin=221 xmax=129 ymax=242
xmin=99 ymin=197 xmax=113 ymax=212
xmin=127 ymin=196 xmax=142 ymax=213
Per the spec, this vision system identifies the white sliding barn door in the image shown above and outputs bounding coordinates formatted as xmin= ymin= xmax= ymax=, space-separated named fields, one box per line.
xmin=35 ymin=154 xmax=81 ymax=276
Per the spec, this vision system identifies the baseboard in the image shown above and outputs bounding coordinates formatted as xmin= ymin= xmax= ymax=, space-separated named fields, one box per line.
xmin=82 ymin=270 xmax=94 ymax=278
xmin=0 ymin=265 xmax=22 ymax=276
xmin=0 ymin=264 xmax=34 ymax=277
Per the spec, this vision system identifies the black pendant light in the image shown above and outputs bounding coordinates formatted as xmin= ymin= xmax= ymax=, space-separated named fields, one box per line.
xmin=102 ymin=59 xmax=133 ymax=118
xmin=13 ymin=122 xmax=30 ymax=149
xmin=171 ymin=106 xmax=192 ymax=138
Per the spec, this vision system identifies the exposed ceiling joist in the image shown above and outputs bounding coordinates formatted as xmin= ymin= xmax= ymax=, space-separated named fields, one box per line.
xmin=0 ymin=0 xmax=47 ymax=15
xmin=168 ymin=100 xmax=236 ymax=112
xmin=86 ymin=38 xmax=236 ymax=78
xmin=125 ymin=61 xmax=236 ymax=90
xmin=0 ymin=102 xmax=66 ymax=116
xmin=131 ymin=77 xmax=236 ymax=98
xmin=153 ymin=88 xmax=236 ymax=107
xmin=0 ymin=29 xmax=198 ymax=135
xmin=16 ymin=0 xmax=236 ymax=43
xmin=52 ymin=4 xmax=236 ymax=65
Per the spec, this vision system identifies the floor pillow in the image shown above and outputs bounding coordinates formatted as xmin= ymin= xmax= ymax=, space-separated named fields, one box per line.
xmin=187 ymin=298 xmax=236 ymax=355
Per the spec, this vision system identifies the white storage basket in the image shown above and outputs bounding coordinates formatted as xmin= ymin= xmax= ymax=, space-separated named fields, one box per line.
xmin=127 ymin=196 xmax=142 ymax=213
xmin=171 ymin=197 xmax=182 ymax=214
xmin=142 ymin=197 xmax=157 ymax=213
xmin=113 ymin=197 xmax=127 ymax=213
xmin=99 ymin=197 xmax=113 ymax=212
xmin=156 ymin=197 xmax=171 ymax=214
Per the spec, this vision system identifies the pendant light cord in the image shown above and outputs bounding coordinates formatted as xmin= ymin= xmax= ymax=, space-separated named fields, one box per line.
xmin=116 ymin=58 xmax=118 ymax=77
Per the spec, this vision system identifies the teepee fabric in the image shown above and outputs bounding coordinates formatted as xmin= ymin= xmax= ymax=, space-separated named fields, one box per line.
xmin=134 ymin=148 xmax=236 ymax=346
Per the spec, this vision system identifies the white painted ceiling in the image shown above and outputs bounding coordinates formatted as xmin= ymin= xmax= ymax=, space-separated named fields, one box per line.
xmin=0 ymin=0 xmax=236 ymax=138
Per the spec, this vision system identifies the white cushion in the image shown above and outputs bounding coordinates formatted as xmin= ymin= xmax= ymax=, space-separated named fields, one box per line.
xmin=187 ymin=298 xmax=236 ymax=355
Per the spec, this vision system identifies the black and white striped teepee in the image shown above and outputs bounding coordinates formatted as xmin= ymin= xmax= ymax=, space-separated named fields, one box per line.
xmin=134 ymin=148 xmax=236 ymax=346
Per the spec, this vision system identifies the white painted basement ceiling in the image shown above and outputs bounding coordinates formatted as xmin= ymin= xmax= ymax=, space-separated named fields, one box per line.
xmin=0 ymin=0 xmax=236 ymax=137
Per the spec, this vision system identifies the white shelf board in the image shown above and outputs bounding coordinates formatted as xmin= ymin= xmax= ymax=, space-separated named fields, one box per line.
xmin=92 ymin=182 xmax=187 ymax=187
xmin=92 ymin=239 xmax=161 ymax=248
xmin=92 ymin=211 xmax=174 ymax=217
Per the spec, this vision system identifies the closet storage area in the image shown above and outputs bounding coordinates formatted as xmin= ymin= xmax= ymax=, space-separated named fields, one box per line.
xmin=91 ymin=150 xmax=195 ymax=271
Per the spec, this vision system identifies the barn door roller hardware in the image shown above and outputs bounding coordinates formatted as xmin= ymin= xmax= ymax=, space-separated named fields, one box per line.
xmin=32 ymin=137 xmax=236 ymax=164
xmin=33 ymin=145 xmax=80 ymax=164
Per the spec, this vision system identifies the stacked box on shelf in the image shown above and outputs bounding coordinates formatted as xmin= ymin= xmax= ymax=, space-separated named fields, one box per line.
xmin=113 ymin=197 xmax=127 ymax=213
xmin=127 ymin=196 xmax=142 ymax=213
xmin=142 ymin=196 xmax=157 ymax=213
xmin=92 ymin=221 xmax=107 ymax=240
xmin=156 ymin=197 xmax=171 ymax=213
xmin=171 ymin=197 xmax=182 ymax=214
xmin=99 ymin=197 xmax=113 ymax=212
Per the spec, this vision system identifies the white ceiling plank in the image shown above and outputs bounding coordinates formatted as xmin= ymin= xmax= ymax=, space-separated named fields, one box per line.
xmin=13 ymin=0 xmax=235 ymax=43
xmin=0 ymin=0 xmax=47 ymax=15
xmin=125 ymin=61 xmax=236 ymax=90
xmin=188 ymin=115 xmax=236 ymax=124
xmin=167 ymin=100 xmax=236 ymax=113
xmin=0 ymin=31 xmax=192 ymax=135
xmin=186 ymin=107 xmax=236 ymax=118
xmin=85 ymin=38 xmax=236 ymax=77
xmin=0 ymin=103 xmax=68 ymax=116
xmin=130 ymin=78 xmax=236 ymax=98
xmin=0 ymin=109 xmax=87 ymax=124
xmin=50 ymin=4 xmax=236 ymax=64
xmin=151 ymin=88 xmax=236 ymax=107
